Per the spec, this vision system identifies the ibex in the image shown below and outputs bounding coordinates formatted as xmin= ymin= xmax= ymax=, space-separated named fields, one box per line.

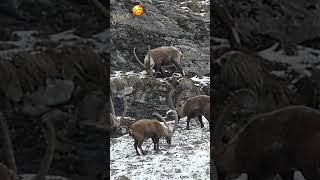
xmin=169 ymin=89 xmax=210 ymax=130
xmin=0 ymin=163 xmax=18 ymax=180
xmin=129 ymin=110 xmax=179 ymax=155
xmin=110 ymin=96 xmax=128 ymax=134
xmin=214 ymin=90 xmax=320 ymax=180
xmin=0 ymin=112 xmax=55 ymax=180
xmin=133 ymin=46 xmax=185 ymax=77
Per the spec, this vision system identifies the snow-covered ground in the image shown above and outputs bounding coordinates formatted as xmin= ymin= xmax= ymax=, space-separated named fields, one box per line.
xmin=258 ymin=43 xmax=320 ymax=76
xmin=0 ymin=29 xmax=109 ymax=60
xmin=110 ymin=71 xmax=210 ymax=86
xmin=110 ymin=70 xmax=147 ymax=80
xmin=110 ymin=116 xmax=210 ymax=180
xmin=191 ymin=75 xmax=210 ymax=87
xmin=19 ymin=174 xmax=70 ymax=180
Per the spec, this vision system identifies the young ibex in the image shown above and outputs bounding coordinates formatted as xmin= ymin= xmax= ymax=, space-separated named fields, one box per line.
xmin=215 ymin=90 xmax=320 ymax=180
xmin=129 ymin=110 xmax=179 ymax=155
xmin=110 ymin=96 xmax=128 ymax=134
xmin=169 ymin=89 xmax=210 ymax=130
xmin=133 ymin=46 xmax=185 ymax=77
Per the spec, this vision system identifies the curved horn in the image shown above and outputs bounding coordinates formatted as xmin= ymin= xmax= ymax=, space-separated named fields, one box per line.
xmin=170 ymin=110 xmax=179 ymax=135
xmin=133 ymin=47 xmax=146 ymax=69
xmin=110 ymin=95 xmax=115 ymax=115
xmin=119 ymin=96 xmax=129 ymax=123
xmin=0 ymin=112 xmax=17 ymax=174
xmin=214 ymin=88 xmax=258 ymax=148
xmin=175 ymin=89 xmax=192 ymax=108
xmin=168 ymin=89 xmax=177 ymax=109
xmin=152 ymin=112 xmax=169 ymax=128
xmin=33 ymin=118 xmax=56 ymax=180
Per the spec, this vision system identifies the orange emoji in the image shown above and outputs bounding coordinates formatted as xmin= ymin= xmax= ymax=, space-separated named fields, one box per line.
xmin=133 ymin=3 xmax=144 ymax=16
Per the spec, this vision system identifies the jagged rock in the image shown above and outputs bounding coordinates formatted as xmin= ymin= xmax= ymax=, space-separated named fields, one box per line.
xmin=0 ymin=0 xmax=108 ymax=179
xmin=25 ymin=79 xmax=74 ymax=106
xmin=78 ymin=91 xmax=105 ymax=122
xmin=44 ymin=79 xmax=75 ymax=105
xmin=111 ymin=0 xmax=210 ymax=76
xmin=42 ymin=109 xmax=69 ymax=124
xmin=222 ymin=0 xmax=320 ymax=50
xmin=21 ymin=104 xmax=50 ymax=117
xmin=0 ymin=60 xmax=23 ymax=102
xmin=54 ymin=140 xmax=74 ymax=154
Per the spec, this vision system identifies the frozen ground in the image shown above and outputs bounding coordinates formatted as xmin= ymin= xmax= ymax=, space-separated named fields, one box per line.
xmin=18 ymin=174 xmax=70 ymax=180
xmin=110 ymin=116 xmax=210 ymax=180
xmin=258 ymin=43 xmax=320 ymax=76
xmin=0 ymin=29 xmax=109 ymax=60
xmin=191 ymin=75 xmax=210 ymax=87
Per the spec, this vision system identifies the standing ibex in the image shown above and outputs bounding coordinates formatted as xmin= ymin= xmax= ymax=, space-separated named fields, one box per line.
xmin=214 ymin=89 xmax=320 ymax=180
xmin=129 ymin=110 xmax=179 ymax=155
xmin=133 ymin=46 xmax=185 ymax=77
xmin=169 ymin=89 xmax=210 ymax=130
xmin=110 ymin=96 xmax=128 ymax=134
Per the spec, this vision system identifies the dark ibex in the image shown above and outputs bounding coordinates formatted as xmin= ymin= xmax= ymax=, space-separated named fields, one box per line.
xmin=214 ymin=89 xmax=320 ymax=180
xmin=133 ymin=46 xmax=185 ymax=77
xmin=0 ymin=112 xmax=55 ymax=180
xmin=0 ymin=163 xmax=18 ymax=180
xmin=110 ymin=96 xmax=128 ymax=134
xmin=129 ymin=110 xmax=179 ymax=155
xmin=168 ymin=89 xmax=210 ymax=130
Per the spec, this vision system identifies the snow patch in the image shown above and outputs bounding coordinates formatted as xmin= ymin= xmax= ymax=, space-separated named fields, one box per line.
xmin=19 ymin=174 xmax=70 ymax=180
xmin=194 ymin=13 xmax=206 ymax=17
xmin=49 ymin=29 xmax=79 ymax=42
xmin=270 ymin=70 xmax=286 ymax=78
xmin=191 ymin=75 xmax=210 ymax=86
xmin=110 ymin=71 xmax=147 ymax=80
xmin=258 ymin=43 xmax=320 ymax=77
xmin=110 ymin=116 xmax=210 ymax=180
xmin=294 ymin=170 xmax=306 ymax=180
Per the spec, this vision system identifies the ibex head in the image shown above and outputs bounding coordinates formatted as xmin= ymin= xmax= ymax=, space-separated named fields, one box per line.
xmin=152 ymin=109 xmax=179 ymax=147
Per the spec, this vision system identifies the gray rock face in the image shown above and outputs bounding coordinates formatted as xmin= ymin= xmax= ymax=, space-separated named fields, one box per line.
xmin=25 ymin=79 xmax=74 ymax=106
xmin=21 ymin=103 xmax=50 ymax=117
xmin=42 ymin=109 xmax=69 ymax=124
xmin=111 ymin=0 xmax=210 ymax=76
xmin=44 ymin=79 xmax=75 ymax=106
xmin=5 ymin=78 xmax=23 ymax=102
xmin=223 ymin=0 xmax=320 ymax=49
xmin=79 ymin=91 xmax=105 ymax=122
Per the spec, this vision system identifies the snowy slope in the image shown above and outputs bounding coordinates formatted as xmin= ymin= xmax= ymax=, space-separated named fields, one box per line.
xmin=258 ymin=43 xmax=320 ymax=77
xmin=110 ymin=116 xmax=210 ymax=180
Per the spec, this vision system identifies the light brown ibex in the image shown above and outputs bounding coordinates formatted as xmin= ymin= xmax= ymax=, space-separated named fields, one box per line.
xmin=169 ymin=89 xmax=210 ymax=130
xmin=133 ymin=46 xmax=185 ymax=77
xmin=214 ymin=89 xmax=320 ymax=180
xmin=129 ymin=110 xmax=179 ymax=155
